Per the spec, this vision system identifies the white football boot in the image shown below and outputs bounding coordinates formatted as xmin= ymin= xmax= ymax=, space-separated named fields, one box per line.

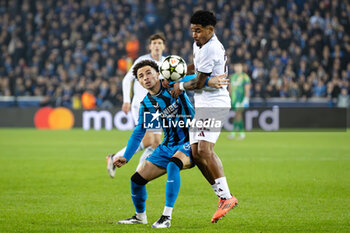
xmin=152 ymin=215 xmax=171 ymax=228
xmin=117 ymin=213 xmax=148 ymax=224
xmin=106 ymin=154 xmax=116 ymax=178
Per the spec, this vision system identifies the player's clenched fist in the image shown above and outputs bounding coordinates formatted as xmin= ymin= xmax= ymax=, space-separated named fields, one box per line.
xmin=121 ymin=103 xmax=131 ymax=114
xmin=162 ymin=79 xmax=171 ymax=89
xmin=171 ymin=82 xmax=182 ymax=98
xmin=113 ymin=156 xmax=127 ymax=168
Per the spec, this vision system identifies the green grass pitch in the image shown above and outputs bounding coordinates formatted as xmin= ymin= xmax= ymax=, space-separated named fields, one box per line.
xmin=0 ymin=129 xmax=349 ymax=232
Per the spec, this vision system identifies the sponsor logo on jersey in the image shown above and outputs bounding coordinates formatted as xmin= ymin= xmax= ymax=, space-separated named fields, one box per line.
xmin=160 ymin=101 xmax=179 ymax=118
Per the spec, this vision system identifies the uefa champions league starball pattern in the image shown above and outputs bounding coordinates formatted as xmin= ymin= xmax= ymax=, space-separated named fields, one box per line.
xmin=159 ymin=55 xmax=187 ymax=81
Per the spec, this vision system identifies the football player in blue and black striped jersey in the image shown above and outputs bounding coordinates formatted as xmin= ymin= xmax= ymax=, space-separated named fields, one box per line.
xmin=111 ymin=60 xmax=195 ymax=228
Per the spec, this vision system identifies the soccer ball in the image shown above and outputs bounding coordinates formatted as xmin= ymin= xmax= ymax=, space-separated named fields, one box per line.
xmin=159 ymin=55 xmax=187 ymax=82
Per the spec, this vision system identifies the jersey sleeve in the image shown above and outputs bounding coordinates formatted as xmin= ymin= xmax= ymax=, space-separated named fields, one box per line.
xmin=196 ymin=45 xmax=220 ymax=75
xmin=122 ymin=57 xmax=142 ymax=103
xmin=229 ymin=74 xmax=236 ymax=83
xmin=169 ymin=74 xmax=197 ymax=85
xmin=243 ymin=74 xmax=251 ymax=85
xmin=123 ymin=103 xmax=146 ymax=161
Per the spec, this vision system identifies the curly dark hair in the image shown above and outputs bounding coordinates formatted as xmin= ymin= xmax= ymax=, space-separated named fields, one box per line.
xmin=190 ymin=10 xmax=217 ymax=27
xmin=133 ymin=60 xmax=159 ymax=78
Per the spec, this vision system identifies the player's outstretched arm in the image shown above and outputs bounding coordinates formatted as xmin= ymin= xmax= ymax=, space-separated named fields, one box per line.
xmin=162 ymin=79 xmax=171 ymax=89
xmin=186 ymin=72 xmax=208 ymax=89
xmin=119 ymin=106 xmax=147 ymax=163
xmin=121 ymin=102 xmax=131 ymax=114
xmin=208 ymin=74 xmax=228 ymax=88
xmin=243 ymin=82 xmax=251 ymax=108
xmin=187 ymin=64 xmax=195 ymax=75
xmin=171 ymin=72 xmax=208 ymax=98
xmin=115 ymin=124 xmax=146 ymax=166
xmin=171 ymin=73 xmax=227 ymax=98
xmin=122 ymin=72 xmax=134 ymax=114
xmin=122 ymin=58 xmax=141 ymax=114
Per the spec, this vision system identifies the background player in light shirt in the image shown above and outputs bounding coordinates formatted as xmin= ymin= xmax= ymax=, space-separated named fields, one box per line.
xmin=228 ymin=62 xmax=251 ymax=139
xmin=108 ymin=34 xmax=166 ymax=175
xmin=170 ymin=10 xmax=238 ymax=223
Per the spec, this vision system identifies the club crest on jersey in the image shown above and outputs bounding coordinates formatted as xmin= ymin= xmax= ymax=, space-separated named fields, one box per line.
xmin=183 ymin=143 xmax=191 ymax=151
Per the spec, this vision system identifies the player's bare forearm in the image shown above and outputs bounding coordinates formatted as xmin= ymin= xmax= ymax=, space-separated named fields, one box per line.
xmin=122 ymin=102 xmax=131 ymax=114
xmin=183 ymin=78 xmax=199 ymax=90
xmin=162 ymin=79 xmax=171 ymax=89
xmin=171 ymin=72 xmax=207 ymax=98
xmin=245 ymin=84 xmax=251 ymax=97
xmin=183 ymin=72 xmax=208 ymax=90
xmin=187 ymin=64 xmax=195 ymax=75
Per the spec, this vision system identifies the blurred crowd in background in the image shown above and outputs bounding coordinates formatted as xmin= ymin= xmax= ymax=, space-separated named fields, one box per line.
xmin=0 ymin=0 xmax=349 ymax=108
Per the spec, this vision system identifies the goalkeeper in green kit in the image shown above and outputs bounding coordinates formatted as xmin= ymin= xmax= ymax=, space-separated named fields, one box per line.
xmin=228 ymin=62 xmax=251 ymax=139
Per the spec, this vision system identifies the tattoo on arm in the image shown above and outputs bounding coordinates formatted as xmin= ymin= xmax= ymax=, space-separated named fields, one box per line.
xmin=183 ymin=72 xmax=209 ymax=90
xmin=186 ymin=64 xmax=195 ymax=75
xmin=183 ymin=78 xmax=198 ymax=90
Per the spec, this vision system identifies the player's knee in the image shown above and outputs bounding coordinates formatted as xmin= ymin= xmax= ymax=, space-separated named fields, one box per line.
xmin=151 ymin=135 xmax=161 ymax=148
xmin=151 ymin=141 xmax=159 ymax=149
xmin=142 ymin=133 xmax=154 ymax=148
xmin=131 ymin=172 xmax=148 ymax=185
xmin=197 ymin=146 xmax=212 ymax=158
xmin=143 ymin=140 xmax=152 ymax=148
xmin=169 ymin=157 xmax=183 ymax=170
xmin=152 ymin=140 xmax=161 ymax=148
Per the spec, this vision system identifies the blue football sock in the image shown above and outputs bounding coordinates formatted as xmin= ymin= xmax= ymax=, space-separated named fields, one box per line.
xmin=165 ymin=161 xmax=181 ymax=208
xmin=131 ymin=180 xmax=147 ymax=213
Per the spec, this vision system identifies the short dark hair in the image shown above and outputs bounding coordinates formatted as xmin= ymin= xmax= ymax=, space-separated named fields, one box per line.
xmin=149 ymin=33 xmax=166 ymax=44
xmin=133 ymin=60 xmax=159 ymax=78
xmin=190 ymin=10 xmax=217 ymax=27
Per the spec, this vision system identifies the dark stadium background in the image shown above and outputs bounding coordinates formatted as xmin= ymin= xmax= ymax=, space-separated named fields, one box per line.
xmin=0 ymin=0 xmax=349 ymax=110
